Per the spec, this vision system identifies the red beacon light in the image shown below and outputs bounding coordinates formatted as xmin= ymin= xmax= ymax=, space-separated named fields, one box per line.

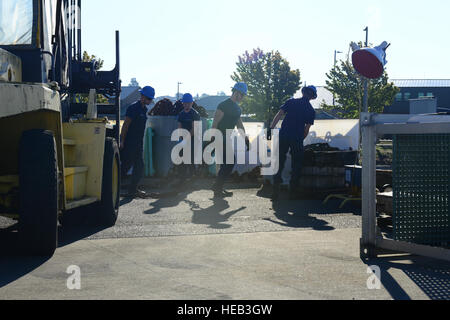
xmin=351 ymin=41 xmax=390 ymax=79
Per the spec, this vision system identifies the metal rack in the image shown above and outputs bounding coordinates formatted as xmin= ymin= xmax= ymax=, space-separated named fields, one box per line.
xmin=360 ymin=113 xmax=450 ymax=262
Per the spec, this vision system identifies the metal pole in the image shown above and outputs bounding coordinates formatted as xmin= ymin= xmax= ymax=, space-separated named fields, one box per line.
xmin=364 ymin=26 xmax=369 ymax=47
xmin=67 ymin=0 xmax=73 ymax=90
xmin=72 ymin=0 xmax=76 ymax=60
xmin=77 ymin=0 xmax=82 ymax=61
xmin=361 ymin=113 xmax=377 ymax=258
xmin=177 ymin=82 xmax=182 ymax=100
xmin=363 ymin=27 xmax=369 ymax=113
xmin=361 ymin=28 xmax=373 ymax=257
xmin=363 ymin=80 xmax=369 ymax=113
xmin=333 ymin=50 xmax=342 ymax=106
xmin=334 ymin=50 xmax=342 ymax=66
xmin=333 ymin=51 xmax=336 ymax=106
xmin=115 ymin=31 xmax=121 ymax=144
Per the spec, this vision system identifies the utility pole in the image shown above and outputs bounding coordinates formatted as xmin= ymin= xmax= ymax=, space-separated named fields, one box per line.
xmin=333 ymin=50 xmax=342 ymax=106
xmin=363 ymin=27 xmax=369 ymax=113
xmin=334 ymin=50 xmax=342 ymax=66
xmin=177 ymin=82 xmax=182 ymax=101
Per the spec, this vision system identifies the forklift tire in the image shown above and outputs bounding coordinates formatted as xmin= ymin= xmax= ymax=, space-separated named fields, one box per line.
xmin=19 ymin=130 xmax=59 ymax=256
xmin=97 ymin=137 xmax=120 ymax=226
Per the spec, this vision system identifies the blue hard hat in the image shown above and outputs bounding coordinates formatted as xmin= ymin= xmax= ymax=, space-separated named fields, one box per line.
xmin=182 ymin=93 xmax=194 ymax=103
xmin=233 ymin=82 xmax=248 ymax=95
xmin=139 ymin=86 xmax=155 ymax=100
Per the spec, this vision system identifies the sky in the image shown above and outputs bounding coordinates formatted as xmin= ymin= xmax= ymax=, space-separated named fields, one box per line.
xmin=82 ymin=0 xmax=450 ymax=97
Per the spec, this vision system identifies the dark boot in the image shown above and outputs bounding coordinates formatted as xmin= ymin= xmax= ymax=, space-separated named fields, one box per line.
xmin=125 ymin=188 xmax=149 ymax=199
xmin=214 ymin=189 xmax=233 ymax=198
xmin=289 ymin=185 xmax=300 ymax=200
xmin=271 ymin=184 xmax=280 ymax=201
xmin=212 ymin=181 xmax=233 ymax=198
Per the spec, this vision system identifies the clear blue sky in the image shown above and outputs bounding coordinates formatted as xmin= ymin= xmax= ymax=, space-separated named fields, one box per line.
xmin=82 ymin=0 xmax=450 ymax=97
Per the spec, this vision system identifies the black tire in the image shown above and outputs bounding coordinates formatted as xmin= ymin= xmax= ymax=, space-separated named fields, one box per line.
xmin=97 ymin=138 xmax=120 ymax=226
xmin=19 ymin=130 xmax=59 ymax=256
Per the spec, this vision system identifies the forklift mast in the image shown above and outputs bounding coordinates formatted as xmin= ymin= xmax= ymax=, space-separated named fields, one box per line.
xmin=0 ymin=0 xmax=121 ymax=142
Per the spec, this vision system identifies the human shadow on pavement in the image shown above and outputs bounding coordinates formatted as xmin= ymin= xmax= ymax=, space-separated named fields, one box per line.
xmin=365 ymin=256 xmax=450 ymax=300
xmin=144 ymin=181 xmax=202 ymax=215
xmin=187 ymin=198 xmax=246 ymax=230
xmin=257 ymin=184 xmax=362 ymax=216
xmin=144 ymin=191 xmax=189 ymax=215
xmin=265 ymin=201 xmax=335 ymax=231
xmin=120 ymin=197 xmax=134 ymax=206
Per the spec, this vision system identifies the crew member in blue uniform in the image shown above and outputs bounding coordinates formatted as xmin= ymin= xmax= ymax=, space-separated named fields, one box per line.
xmin=269 ymin=85 xmax=317 ymax=200
xmin=177 ymin=93 xmax=201 ymax=183
xmin=211 ymin=82 xmax=250 ymax=198
xmin=120 ymin=86 xmax=155 ymax=198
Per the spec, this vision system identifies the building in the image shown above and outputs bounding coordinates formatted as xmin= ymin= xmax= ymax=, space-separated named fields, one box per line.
xmin=385 ymin=79 xmax=450 ymax=114
xmin=314 ymin=109 xmax=338 ymax=120
xmin=120 ymin=86 xmax=141 ymax=118
xmin=294 ymin=86 xmax=335 ymax=109
xmin=192 ymin=88 xmax=339 ymax=120
xmin=195 ymin=95 xmax=230 ymax=118
xmin=294 ymin=86 xmax=338 ymax=119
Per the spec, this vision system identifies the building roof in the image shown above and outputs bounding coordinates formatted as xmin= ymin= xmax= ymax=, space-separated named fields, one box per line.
xmin=392 ymin=79 xmax=450 ymax=88
xmin=315 ymin=109 xmax=337 ymax=120
xmin=121 ymin=86 xmax=140 ymax=100
xmin=120 ymin=87 xmax=141 ymax=117
xmin=196 ymin=96 xmax=230 ymax=110
xmin=294 ymin=86 xmax=335 ymax=109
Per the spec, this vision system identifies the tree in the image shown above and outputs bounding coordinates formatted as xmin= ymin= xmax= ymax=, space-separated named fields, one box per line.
xmin=76 ymin=51 xmax=108 ymax=104
xmin=322 ymin=59 xmax=399 ymax=119
xmin=231 ymin=48 xmax=301 ymax=121
xmin=129 ymin=78 xmax=139 ymax=87
xmin=82 ymin=51 xmax=104 ymax=70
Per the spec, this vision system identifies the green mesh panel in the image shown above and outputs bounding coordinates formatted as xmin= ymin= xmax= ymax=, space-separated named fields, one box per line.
xmin=393 ymin=134 xmax=450 ymax=246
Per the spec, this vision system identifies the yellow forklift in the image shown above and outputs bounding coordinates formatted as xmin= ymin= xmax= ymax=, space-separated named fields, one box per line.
xmin=0 ymin=0 xmax=121 ymax=256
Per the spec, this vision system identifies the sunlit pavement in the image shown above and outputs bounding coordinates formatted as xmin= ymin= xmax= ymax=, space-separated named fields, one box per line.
xmin=1 ymin=181 xmax=449 ymax=300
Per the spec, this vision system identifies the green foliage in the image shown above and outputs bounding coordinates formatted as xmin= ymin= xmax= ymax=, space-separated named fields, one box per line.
xmin=76 ymin=51 xmax=108 ymax=104
xmin=231 ymin=48 xmax=301 ymax=121
xmin=322 ymin=59 xmax=399 ymax=119
xmin=82 ymin=51 xmax=104 ymax=70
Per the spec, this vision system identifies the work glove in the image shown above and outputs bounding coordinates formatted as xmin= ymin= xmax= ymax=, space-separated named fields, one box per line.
xmin=267 ymin=128 xmax=272 ymax=141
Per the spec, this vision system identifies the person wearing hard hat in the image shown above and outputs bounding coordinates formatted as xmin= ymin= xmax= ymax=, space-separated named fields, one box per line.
xmin=211 ymin=82 xmax=250 ymax=198
xmin=176 ymin=93 xmax=201 ymax=184
xmin=269 ymin=85 xmax=317 ymax=201
xmin=120 ymin=86 xmax=155 ymax=198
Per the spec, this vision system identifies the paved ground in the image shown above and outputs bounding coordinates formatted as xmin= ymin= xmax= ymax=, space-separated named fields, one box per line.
xmin=1 ymin=179 xmax=449 ymax=300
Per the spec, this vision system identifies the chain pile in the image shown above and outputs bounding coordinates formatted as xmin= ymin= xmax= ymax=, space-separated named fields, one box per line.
xmin=148 ymin=99 xmax=209 ymax=118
